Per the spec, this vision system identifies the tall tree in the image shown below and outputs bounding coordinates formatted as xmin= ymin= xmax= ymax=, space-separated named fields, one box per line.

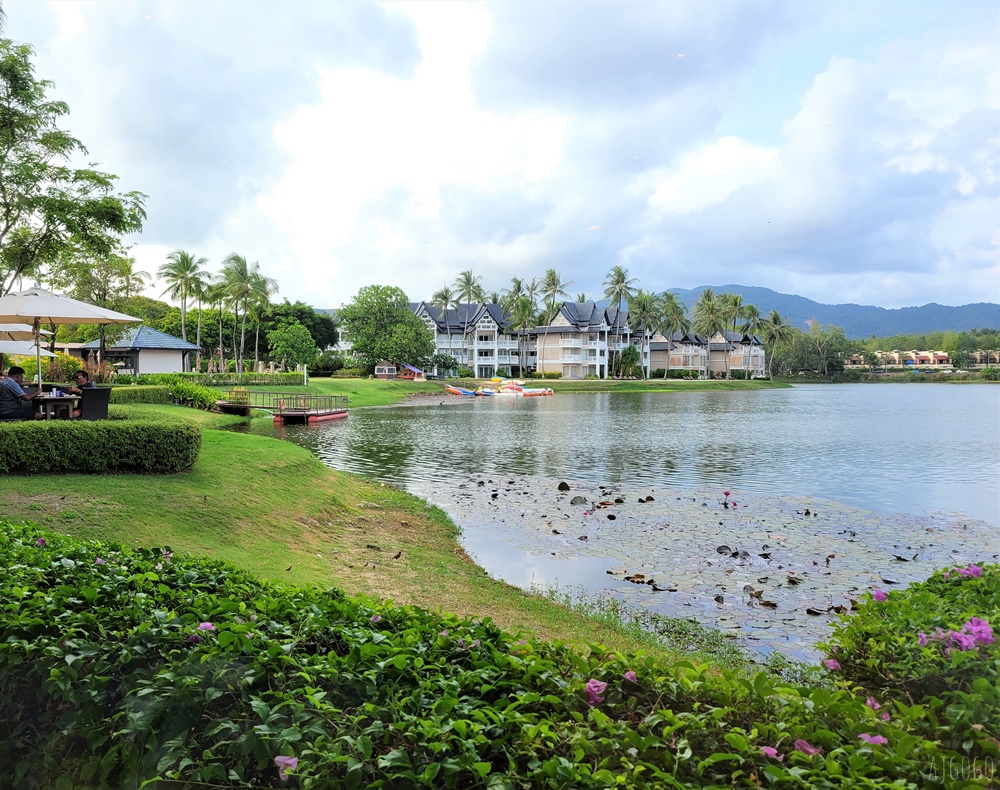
xmin=536 ymin=268 xmax=570 ymax=376
xmin=339 ymin=285 xmax=434 ymax=373
xmin=453 ymin=269 xmax=484 ymax=354
xmin=626 ymin=289 xmax=659 ymax=378
xmin=431 ymin=285 xmax=458 ymax=371
xmin=693 ymin=288 xmax=726 ymax=379
xmin=249 ymin=270 xmax=278 ymax=369
xmin=508 ymin=295 xmax=537 ymax=377
xmin=602 ymin=265 xmax=637 ymax=377
xmin=761 ymin=309 xmax=792 ymax=379
xmin=740 ymin=303 xmax=763 ymax=378
xmin=158 ymin=250 xmax=209 ymax=343
xmin=718 ymin=293 xmax=745 ymax=379
xmin=500 ymin=276 xmax=525 ymax=313
xmin=0 ymin=41 xmax=146 ymax=296
xmin=219 ymin=253 xmax=275 ymax=370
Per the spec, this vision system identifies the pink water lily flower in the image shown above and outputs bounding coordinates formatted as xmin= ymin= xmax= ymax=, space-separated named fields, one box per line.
xmin=274 ymin=755 xmax=298 ymax=781
xmin=585 ymin=678 xmax=607 ymax=706
xmin=822 ymin=659 xmax=840 ymax=671
xmin=858 ymin=734 xmax=888 ymax=745
xmin=723 ymin=491 xmax=731 ymax=497
xmin=760 ymin=746 xmax=782 ymax=761
xmin=794 ymin=739 xmax=822 ymax=756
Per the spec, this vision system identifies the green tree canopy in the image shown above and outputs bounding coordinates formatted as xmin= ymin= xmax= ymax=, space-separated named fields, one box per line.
xmin=338 ymin=285 xmax=434 ymax=373
xmin=0 ymin=40 xmax=146 ymax=295
xmin=266 ymin=323 xmax=319 ymax=368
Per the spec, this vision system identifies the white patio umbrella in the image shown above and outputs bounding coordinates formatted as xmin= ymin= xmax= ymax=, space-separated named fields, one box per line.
xmin=0 ymin=323 xmax=52 ymax=341
xmin=0 ymin=287 xmax=140 ymax=382
xmin=0 ymin=341 xmax=55 ymax=356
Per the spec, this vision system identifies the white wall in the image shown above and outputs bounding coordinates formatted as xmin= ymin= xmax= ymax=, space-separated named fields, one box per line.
xmin=138 ymin=349 xmax=186 ymax=374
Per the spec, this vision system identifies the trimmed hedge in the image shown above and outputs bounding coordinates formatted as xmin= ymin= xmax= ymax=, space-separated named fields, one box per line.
xmin=108 ymin=385 xmax=172 ymax=404
xmin=0 ymin=420 xmax=201 ymax=473
xmin=112 ymin=372 xmax=305 ymax=387
xmin=0 ymin=521 xmax=987 ymax=789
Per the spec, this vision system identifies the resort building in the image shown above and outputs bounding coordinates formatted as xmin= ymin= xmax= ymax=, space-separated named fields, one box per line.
xmin=409 ymin=300 xmax=765 ymax=380
xmin=78 ymin=326 xmax=199 ymax=374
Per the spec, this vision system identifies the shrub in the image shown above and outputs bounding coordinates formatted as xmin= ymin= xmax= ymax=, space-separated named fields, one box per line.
xmin=0 ymin=420 xmax=201 ymax=473
xmin=167 ymin=380 xmax=221 ymax=410
xmin=541 ymin=371 xmax=562 ymax=379
xmin=650 ymin=368 xmax=666 ymax=379
xmin=0 ymin=522 xmax=983 ymax=789
xmin=108 ymin=385 xmax=172 ymax=404
xmin=979 ymin=366 xmax=999 ymax=381
xmin=822 ymin=564 xmax=999 ymax=761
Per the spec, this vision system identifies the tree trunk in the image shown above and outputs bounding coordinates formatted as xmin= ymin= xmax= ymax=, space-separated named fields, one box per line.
xmin=195 ymin=298 xmax=202 ymax=373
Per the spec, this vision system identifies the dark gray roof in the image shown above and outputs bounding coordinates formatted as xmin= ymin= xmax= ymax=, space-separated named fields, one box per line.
xmin=82 ymin=325 xmax=198 ymax=351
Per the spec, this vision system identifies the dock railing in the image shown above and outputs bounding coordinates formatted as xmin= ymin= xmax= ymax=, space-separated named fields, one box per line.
xmin=219 ymin=390 xmax=348 ymax=414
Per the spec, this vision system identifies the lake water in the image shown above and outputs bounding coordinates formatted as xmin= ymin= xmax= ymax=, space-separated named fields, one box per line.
xmin=249 ymin=384 xmax=1000 ymax=659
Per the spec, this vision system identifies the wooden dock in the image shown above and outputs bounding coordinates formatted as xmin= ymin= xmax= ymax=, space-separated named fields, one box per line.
xmin=216 ymin=390 xmax=348 ymax=425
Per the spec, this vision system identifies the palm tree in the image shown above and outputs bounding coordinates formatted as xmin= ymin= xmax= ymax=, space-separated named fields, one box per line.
xmin=603 ymin=265 xmax=637 ymax=377
xmin=626 ymin=289 xmax=659 ymax=378
xmin=220 ymin=254 xmax=274 ymax=371
xmin=158 ymin=250 xmax=209 ymax=343
xmin=431 ymin=285 xmax=458 ymax=371
xmin=508 ymin=295 xmax=537 ymax=377
xmin=249 ymin=271 xmax=278 ymax=369
xmin=536 ymin=268 xmax=570 ymax=377
xmin=740 ymin=303 xmax=762 ymax=378
xmin=718 ymin=293 xmax=745 ymax=379
xmin=453 ymin=270 xmax=484 ymax=362
xmin=190 ymin=275 xmax=209 ymax=372
xmin=761 ymin=309 xmax=792 ymax=379
xmin=500 ymin=277 xmax=525 ymax=313
xmin=658 ymin=291 xmax=691 ymax=375
xmin=575 ymin=292 xmax=588 ymax=303
xmin=693 ymin=289 xmax=727 ymax=379
xmin=120 ymin=258 xmax=150 ymax=300
xmin=204 ymin=279 xmax=229 ymax=372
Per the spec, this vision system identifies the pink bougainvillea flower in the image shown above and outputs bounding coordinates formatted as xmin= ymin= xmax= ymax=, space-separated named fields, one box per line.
xmin=958 ymin=564 xmax=983 ymax=577
xmin=822 ymin=659 xmax=841 ymax=671
xmin=760 ymin=746 xmax=782 ymax=761
xmin=197 ymin=622 xmax=215 ymax=632
xmin=872 ymin=589 xmax=887 ymax=602
xmin=794 ymin=739 xmax=822 ymax=756
xmin=623 ymin=670 xmax=638 ymax=684
xmin=36 ymin=538 xmax=46 ymax=547
xmin=187 ymin=634 xmax=202 ymax=644
xmin=965 ymin=618 xmax=994 ymax=646
xmin=274 ymin=755 xmax=298 ymax=781
xmin=439 ymin=629 xmax=450 ymax=637
xmin=858 ymin=734 xmax=888 ymax=745
xmin=950 ymin=630 xmax=978 ymax=651
xmin=942 ymin=571 xmax=951 ymax=579
xmin=585 ymin=678 xmax=607 ymax=706
xmin=369 ymin=614 xmax=382 ymax=624
xmin=94 ymin=557 xmax=106 ymax=565
xmin=865 ymin=697 xmax=880 ymax=710
xmin=881 ymin=712 xmax=891 ymax=721
xmin=918 ymin=633 xmax=927 ymax=646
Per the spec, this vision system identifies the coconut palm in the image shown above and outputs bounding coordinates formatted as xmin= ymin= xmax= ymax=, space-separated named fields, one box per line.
xmin=453 ymin=269 xmax=484 ymax=351
xmin=740 ymin=303 xmax=762 ymax=378
xmin=249 ymin=271 xmax=279 ymax=369
xmin=536 ymin=268 xmax=570 ymax=377
xmin=431 ymin=285 xmax=458 ymax=370
xmin=693 ymin=288 xmax=727 ymax=379
xmin=603 ymin=265 xmax=637 ymax=376
xmin=219 ymin=254 xmax=275 ymax=370
xmin=120 ymin=258 xmax=150 ymax=299
xmin=761 ymin=309 xmax=792 ymax=379
xmin=158 ymin=250 xmax=209 ymax=343
xmin=575 ymin=292 xmax=588 ymax=303
xmin=718 ymin=293 xmax=745 ymax=379
xmin=508 ymin=295 xmax=537 ymax=377
xmin=500 ymin=277 xmax=525 ymax=313
xmin=625 ymin=289 xmax=659 ymax=378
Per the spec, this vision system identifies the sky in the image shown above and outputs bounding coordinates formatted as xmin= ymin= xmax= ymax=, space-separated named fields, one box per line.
xmin=7 ymin=0 xmax=999 ymax=311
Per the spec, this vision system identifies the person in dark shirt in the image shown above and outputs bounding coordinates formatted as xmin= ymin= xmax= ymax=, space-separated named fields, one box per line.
xmin=66 ymin=370 xmax=97 ymax=419
xmin=0 ymin=366 xmax=40 ymax=420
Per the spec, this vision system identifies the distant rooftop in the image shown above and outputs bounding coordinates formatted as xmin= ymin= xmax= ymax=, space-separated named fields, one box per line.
xmin=81 ymin=325 xmax=199 ymax=351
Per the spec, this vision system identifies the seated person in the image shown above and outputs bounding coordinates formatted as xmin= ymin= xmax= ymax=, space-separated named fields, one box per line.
xmin=0 ymin=366 xmax=41 ymax=420
xmin=65 ymin=370 xmax=96 ymax=418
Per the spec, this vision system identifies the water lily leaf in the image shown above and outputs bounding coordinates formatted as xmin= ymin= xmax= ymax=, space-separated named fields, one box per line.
xmin=570 ymin=496 xmax=587 ymax=505
xmin=716 ymin=545 xmax=732 ymax=554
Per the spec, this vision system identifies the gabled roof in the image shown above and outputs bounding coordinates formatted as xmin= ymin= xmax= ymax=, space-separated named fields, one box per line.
xmin=536 ymin=301 xmax=607 ymax=334
xmin=81 ymin=325 xmax=198 ymax=351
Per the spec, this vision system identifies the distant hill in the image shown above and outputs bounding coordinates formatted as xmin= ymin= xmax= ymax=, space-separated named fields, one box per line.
xmin=663 ymin=286 xmax=1000 ymax=339
xmin=321 ymin=288 xmax=1000 ymax=340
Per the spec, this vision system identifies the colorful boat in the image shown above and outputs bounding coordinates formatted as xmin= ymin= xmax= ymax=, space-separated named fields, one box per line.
xmin=445 ymin=386 xmax=476 ymax=396
xmin=521 ymin=387 xmax=554 ymax=397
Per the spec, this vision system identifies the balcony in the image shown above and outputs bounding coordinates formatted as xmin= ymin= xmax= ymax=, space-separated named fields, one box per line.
xmin=559 ymin=338 xmax=583 ymax=347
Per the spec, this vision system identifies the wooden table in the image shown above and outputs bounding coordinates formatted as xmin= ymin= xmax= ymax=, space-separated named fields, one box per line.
xmin=34 ymin=394 xmax=81 ymax=420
